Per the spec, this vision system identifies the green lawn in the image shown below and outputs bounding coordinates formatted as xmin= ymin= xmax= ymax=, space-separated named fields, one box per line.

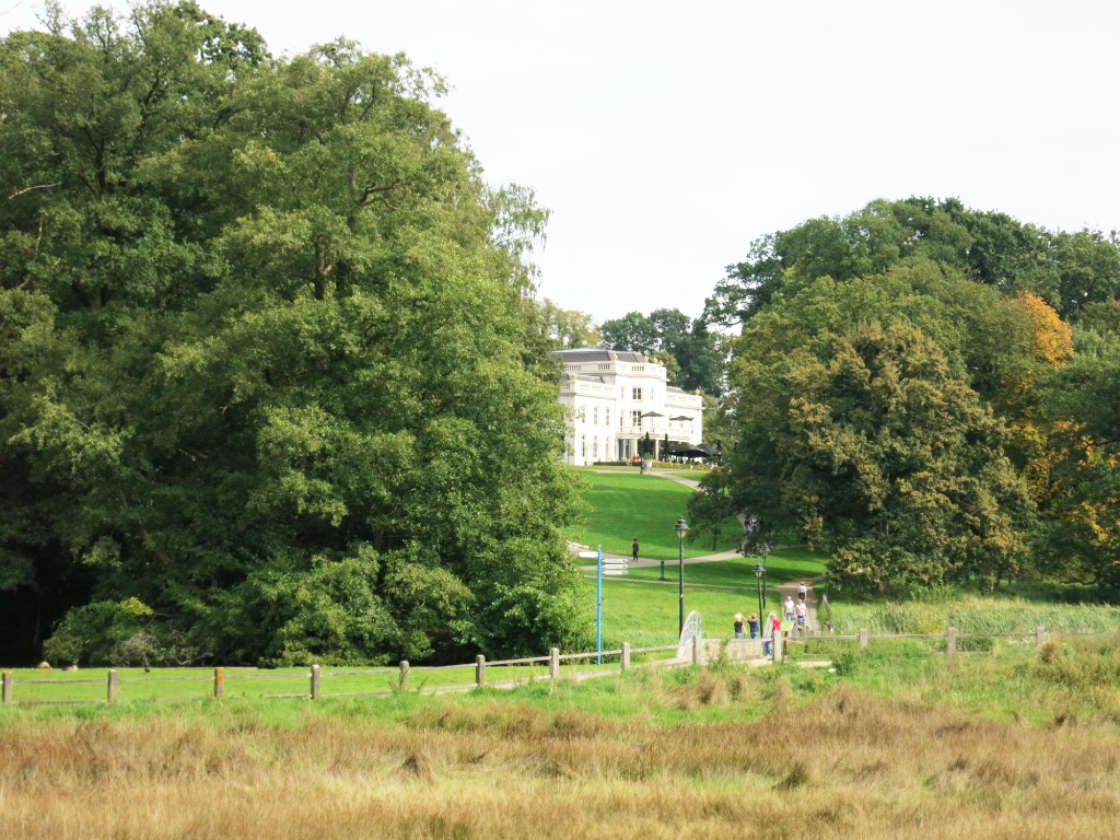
xmin=564 ymin=469 xmax=741 ymax=559
xmin=583 ymin=547 xmax=830 ymax=647
xmin=0 ymin=660 xmax=632 ymax=706
xmin=586 ymin=576 xmax=754 ymax=647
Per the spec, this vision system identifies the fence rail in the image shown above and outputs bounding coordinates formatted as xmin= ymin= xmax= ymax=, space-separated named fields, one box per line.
xmin=4 ymin=626 xmax=1118 ymax=708
xmin=0 ymin=642 xmax=684 ymax=707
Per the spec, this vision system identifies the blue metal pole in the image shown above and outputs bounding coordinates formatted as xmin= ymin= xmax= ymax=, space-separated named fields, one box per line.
xmin=596 ymin=544 xmax=603 ymax=664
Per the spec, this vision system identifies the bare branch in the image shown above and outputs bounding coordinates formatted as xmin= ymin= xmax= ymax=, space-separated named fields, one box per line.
xmin=358 ymin=180 xmax=404 ymax=205
xmin=8 ymin=182 xmax=61 ymax=200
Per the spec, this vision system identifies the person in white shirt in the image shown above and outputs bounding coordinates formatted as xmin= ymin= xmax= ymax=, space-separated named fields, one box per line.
xmin=783 ymin=595 xmax=795 ymax=622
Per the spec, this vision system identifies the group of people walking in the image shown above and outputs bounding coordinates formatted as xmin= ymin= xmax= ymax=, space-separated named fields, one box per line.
xmin=732 ymin=582 xmax=812 ymax=651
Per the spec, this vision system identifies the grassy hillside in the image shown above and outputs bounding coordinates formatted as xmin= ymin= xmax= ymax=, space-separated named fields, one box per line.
xmin=563 ymin=469 xmax=741 ymax=559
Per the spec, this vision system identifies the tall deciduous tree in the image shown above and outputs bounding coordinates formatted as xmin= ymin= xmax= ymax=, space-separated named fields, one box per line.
xmin=719 ymin=321 xmax=1032 ymax=592
xmin=599 ymin=308 xmax=725 ymax=396
xmin=704 ymin=197 xmax=1120 ymax=596
xmin=699 ymin=255 xmax=1045 ymax=592
xmin=536 ymin=298 xmax=598 ymax=349
xmin=1037 ymin=327 xmax=1120 ymax=595
xmin=1 ymin=3 xmax=589 ymax=665
xmin=705 ymin=197 xmax=1120 ymax=327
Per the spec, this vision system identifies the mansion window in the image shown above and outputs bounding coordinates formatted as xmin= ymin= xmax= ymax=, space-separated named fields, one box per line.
xmin=593 ymin=406 xmax=599 ymax=425
xmin=604 ymin=407 xmax=611 ymax=426
xmin=632 ymin=387 xmax=642 ymax=401
xmin=631 ymin=409 xmax=642 ymax=427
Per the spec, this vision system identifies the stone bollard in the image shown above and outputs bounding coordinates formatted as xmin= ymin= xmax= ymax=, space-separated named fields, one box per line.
xmin=691 ymin=634 xmax=702 ymax=666
xmin=399 ymin=660 xmax=410 ymax=691
xmin=475 ymin=654 xmax=486 ymax=688
xmin=107 ymin=669 xmax=119 ymax=703
xmin=2 ymin=671 xmax=12 ymax=704
xmin=310 ymin=664 xmax=321 ymax=700
xmin=858 ymin=628 xmax=869 ymax=650
xmin=620 ymin=641 xmax=630 ymax=673
xmin=947 ymin=626 xmax=957 ymax=656
xmin=213 ymin=666 xmax=224 ymax=699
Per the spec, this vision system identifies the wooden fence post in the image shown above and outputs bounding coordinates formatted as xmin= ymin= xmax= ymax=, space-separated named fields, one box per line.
xmin=691 ymin=634 xmax=702 ymax=665
xmin=548 ymin=648 xmax=559 ymax=680
xmin=213 ymin=667 xmax=224 ymax=699
xmin=1036 ymin=626 xmax=1047 ymax=647
xmin=399 ymin=660 xmax=410 ymax=691
xmin=621 ymin=642 xmax=630 ymax=672
xmin=107 ymin=669 xmax=119 ymax=703
xmin=773 ymin=630 xmax=783 ymax=662
xmin=858 ymin=628 xmax=868 ymax=650
xmin=475 ymin=654 xmax=486 ymax=688
xmin=946 ymin=626 xmax=957 ymax=655
xmin=2 ymin=670 xmax=12 ymax=703
xmin=310 ymin=664 xmax=321 ymax=700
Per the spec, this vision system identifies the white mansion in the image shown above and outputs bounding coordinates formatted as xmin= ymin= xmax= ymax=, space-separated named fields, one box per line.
xmin=552 ymin=348 xmax=704 ymax=466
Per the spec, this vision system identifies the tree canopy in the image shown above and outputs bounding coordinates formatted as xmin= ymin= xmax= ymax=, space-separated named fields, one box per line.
xmin=705 ymin=198 xmax=1120 ymax=327
xmin=599 ymin=307 xmax=725 ymax=396
xmin=699 ymin=198 xmax=1120 ymax=597
xmin=0 ymin=2 xmax=589 ymax=665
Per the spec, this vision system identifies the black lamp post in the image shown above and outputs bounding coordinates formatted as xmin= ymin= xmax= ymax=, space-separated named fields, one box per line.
xmin=754 ymin=562 xmax=766 ymax=625
xmin=675 ymin=517 xmax=688 ymax=635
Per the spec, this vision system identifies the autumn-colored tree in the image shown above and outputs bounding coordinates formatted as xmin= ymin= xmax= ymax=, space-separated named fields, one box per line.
xmin=710 ymin=316 xmax=1033 ymax=593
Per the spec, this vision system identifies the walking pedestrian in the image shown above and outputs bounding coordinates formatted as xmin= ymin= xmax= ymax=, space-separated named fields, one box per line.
xmin=631 ymin=538 xmax=640 ymax=563
xmin=747 ymin=613 xmax=760 ymax=639
xmin=783 ymin=594 xmax=795 ymax=622
xmin=797 ymin=581 xmax=808 ymax=600
xmin=733 ymin=613 xmax=745 ymax=639
xmin=763 ymin=611 xmax=779 ymax=656
xmin=794 ymin=598 xmax=807 ymax=634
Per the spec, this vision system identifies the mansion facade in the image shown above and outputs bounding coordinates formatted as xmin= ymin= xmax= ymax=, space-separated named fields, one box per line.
xmin=552 ymin=348 xmax=704 ymax=466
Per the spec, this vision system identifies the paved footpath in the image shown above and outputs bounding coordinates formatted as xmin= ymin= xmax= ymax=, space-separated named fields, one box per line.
xmin=774 ymin=576 xmax=827 ymax=633
xmin=572 ymin=546 xmax=741 ymax=571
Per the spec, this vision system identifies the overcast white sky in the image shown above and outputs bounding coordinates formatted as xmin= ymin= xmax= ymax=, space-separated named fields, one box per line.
xmin=5 ymin=0 xmax=1120 ymax=324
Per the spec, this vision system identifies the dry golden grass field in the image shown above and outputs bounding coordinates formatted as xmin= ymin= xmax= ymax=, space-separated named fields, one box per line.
xmin=3 ymin=640 xmax=1120 ymax=840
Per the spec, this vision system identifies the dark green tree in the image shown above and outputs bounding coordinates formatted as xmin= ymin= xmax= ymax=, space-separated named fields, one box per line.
xmin=1 ymin=3 xmax=589 ymax=665
xmin=1036 ymin=327 xmax=1120 ymax=594
xmin=599 ymin=311 xmax=660 ymax=355
xmin=599 ymin=308 xmax=725 ymax=396
xmin=718 ymin=321 xmax=1032 ymax=593
xmin=705 ymin=197 xmax=1120 ymax=326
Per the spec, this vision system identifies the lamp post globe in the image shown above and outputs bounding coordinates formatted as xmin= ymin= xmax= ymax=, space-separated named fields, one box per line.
xmin=675 ymin=518 xmax=688 ymax=635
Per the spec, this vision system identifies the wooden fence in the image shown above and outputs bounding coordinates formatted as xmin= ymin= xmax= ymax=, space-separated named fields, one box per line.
xmin=4 ymin=625 xmax=1118 ymax=707
xmin=0 ymin=642 xmax=683 ymax=707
